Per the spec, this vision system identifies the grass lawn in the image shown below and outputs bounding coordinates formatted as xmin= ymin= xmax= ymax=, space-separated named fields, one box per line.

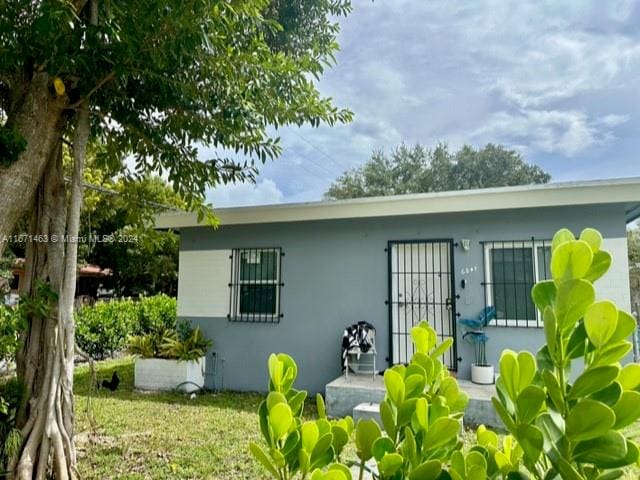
xmin=75 ymin=358 xmax=640 ymax=480
xmin=75 ymin=358 xmax=269 ymax=479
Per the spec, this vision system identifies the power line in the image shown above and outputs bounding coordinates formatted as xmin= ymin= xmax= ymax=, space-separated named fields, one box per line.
xmin=288 ymin=129 xmax=348 ymax=175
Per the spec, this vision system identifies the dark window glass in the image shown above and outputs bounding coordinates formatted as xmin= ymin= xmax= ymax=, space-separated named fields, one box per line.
xmin=239 ymin=285 xmax=277 ymax=315
xmin=491 ymin=247 xmax=535 ymax=322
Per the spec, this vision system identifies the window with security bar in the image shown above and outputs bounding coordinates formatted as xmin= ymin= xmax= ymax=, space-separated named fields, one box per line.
xmin=481 ymin=239 xmax=551 ymax=327
xmin=228 ymin=248 xmax=283 ymax=323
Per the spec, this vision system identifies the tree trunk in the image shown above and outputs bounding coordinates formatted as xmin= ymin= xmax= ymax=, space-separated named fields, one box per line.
xmin=10 ymin=104 xmax=88 ymax=480
xmin=0 ymin=73 xmax=66 ymax=258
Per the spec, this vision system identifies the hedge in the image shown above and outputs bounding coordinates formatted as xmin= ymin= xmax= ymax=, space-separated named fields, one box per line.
xmin=75 ymin=295 xmax=176 ymax=359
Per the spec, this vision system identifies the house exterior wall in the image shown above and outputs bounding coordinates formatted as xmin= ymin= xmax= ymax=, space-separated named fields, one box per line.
xmin=178 ymin=203 xmax=630 ymax=394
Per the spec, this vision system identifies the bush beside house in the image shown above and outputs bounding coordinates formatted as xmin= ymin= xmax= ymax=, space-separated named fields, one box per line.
xmin=75 ymin=294 xmax=177 ymax=359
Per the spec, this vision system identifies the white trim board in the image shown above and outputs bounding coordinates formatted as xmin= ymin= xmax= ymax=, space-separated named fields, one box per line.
xmin=177 ymin=249 xmax=230 ymax=318
xmin=156 ymin=177 xmax=640 ymax=229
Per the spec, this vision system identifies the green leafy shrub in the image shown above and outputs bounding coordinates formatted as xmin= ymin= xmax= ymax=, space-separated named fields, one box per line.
xmin=493 ymin=228 xmax=640 ymax=479
xmin=0 ymin=304 xmax=23 ymax=364
xmin=251 ymin=321 xmax=469 ymax=480
xmin=0 ymin=378 xmax=24 ymax=472
xmin=249 ymin=353 xmax=354 ymax=480
xmin=129 ymin=321 xmax=211 ymax=361
xmin=75 ymin=299 xmax=139 ymax=359
xmin=75 ymin=294 xmax=177 ymax=359
xmin=136 ymin=294 xmax=177 ymax=335
xmin=160 ymin=326 xmax=212 ymax=361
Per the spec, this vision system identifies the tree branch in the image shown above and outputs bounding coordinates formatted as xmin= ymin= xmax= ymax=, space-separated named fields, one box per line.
xmin=67 ymin=72 xmax=115 ymax=110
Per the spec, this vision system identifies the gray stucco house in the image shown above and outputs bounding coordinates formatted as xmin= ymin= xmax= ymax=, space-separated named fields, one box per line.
xmin=157 ymin=178 xmax=640 ymax=393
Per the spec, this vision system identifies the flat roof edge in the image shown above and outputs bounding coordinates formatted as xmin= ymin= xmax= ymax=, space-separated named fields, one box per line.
xmin=156 ymin=177 xmax=640 ymax=229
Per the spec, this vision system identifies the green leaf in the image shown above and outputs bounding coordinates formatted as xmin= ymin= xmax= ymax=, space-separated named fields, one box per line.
xmin=590 ymin=381 xmax=623 ymax=407
xmin=580 ymin=228 xmax=602 ymax=252
xmin=413 ymin=397 xmax=429 ymax=431
xmin=405 ymin=374 xmax=426 ymax=398
xmin=566 ymin=399 xmax=615 ymax=442
xmin=302 ymin=421 xmax=319 ymax=452
xmin=492 ymin=397 xmax=517 ymax=433
xmin=377 ymin=453 xmax=404 ymax=477
xmin=310 ymin=433 xmax=334 ymax=466
xmin=612 ymin=391 xmax=640 ymax=429
xmin=424 ymin=417 xmax=460 ymax=450
xmin=331 ymin=425 xmax=350 ymax=456
xmin=551 ymin=240 xmax=593 ymax=282
xmin=316 ymin=393 xmax=326 ymax=419
xmin=516 ymin=385 xmax=545 ymax=424
xmin=328 ymin=463 xmax=352 ymax=480
xmin=268 ymin=354 xmax=283 ymax=391
xmin=476 ymin=425 xmax=499 ymax=448
xmin=610 ymin=310 xmax=637 ymax=343
xmin=288 ymin=390 xmax=307 ymax=417
xmin=266 ymin=392 xmax=287 ymax=411
xmin=567 ymin=321 xmax=589 ymax=359
xmin=554 ymin=279 xmax=595 ymax=332
xmin=384 ymin=369 xmax=405 ymax=406
xmin=269 ymin=403 xmax=293 ymax=440
xmin=499 ymin=350 xmax=520 ymax=401
xmin=569 ymin=365 xmax=619 ymax=400
xmin=409 ymin=460 xmax=442 ymax=480
xmin=542 ymin=306 xmax=557 ymax=357
xmin=411 ymin=322 xmax=435 ymax=354
xmin=584 ymin=250 xmax=612 ymax=283
xmin=593 ymin=342 xmax=633 ymax=366
xmin=531 ymin=281 xmax=556 ymax=312
xmin=380 ymin=400 xmax=397 ymax=441
xmin=258 ymin=401 xmax=271 ymax=444
xmin=249 ymin=442 xmax=280 ymax=479
xmin=573 ymin=431 xmax=629 ymax=468
xmin=515 ymin=424 xmax=543 ymax=464
xmin=398 ymin=398 xmax=418 ymax=428
xmin=516 ymin=351 xmax=536 ymax=393
xmin=430 ymin=337 xmax=454 ymax=359
xmin=584 ymin=300 xmax=618 ymax=348
xmin=552 ymin=228 xmax=576 ymax=252
xmin=619 ymin=364 xmax=640 ymax=390
xmin=299 ymin=449 xmax=311 ymax=474
xmin=355 ymin=419 xmax=381 ymax=461
xmin=372 ymin=436 xmax=395 ymax=461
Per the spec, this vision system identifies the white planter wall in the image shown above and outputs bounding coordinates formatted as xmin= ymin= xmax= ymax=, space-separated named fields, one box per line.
xmin=134 ymin=357 xmax=206 ymax=393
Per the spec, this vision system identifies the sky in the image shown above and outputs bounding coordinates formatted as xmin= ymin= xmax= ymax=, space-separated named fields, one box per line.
xmin=206 ymin=0 xmax=640 ymax=208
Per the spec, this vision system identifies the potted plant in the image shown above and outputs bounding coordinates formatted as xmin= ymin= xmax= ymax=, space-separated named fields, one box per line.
xmin=459 ymin=306 xmax=496 ymax=384
xmin=129 ymin=322 xmax=212 ymax=393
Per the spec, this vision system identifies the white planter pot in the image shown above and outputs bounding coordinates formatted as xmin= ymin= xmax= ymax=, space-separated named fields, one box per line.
xmin=471 ymin=364 xmax=494 ymax=385
xmin=134 ymin=357 xmax=206 ymax=393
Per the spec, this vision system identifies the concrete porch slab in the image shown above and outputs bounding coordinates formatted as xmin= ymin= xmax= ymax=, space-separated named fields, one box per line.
xmin=325 ymin=374 xmax=503 ymax=429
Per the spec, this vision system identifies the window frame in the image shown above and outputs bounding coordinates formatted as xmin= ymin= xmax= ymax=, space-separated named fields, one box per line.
xmin=482 ymin=240 xmax=551 ymax=328
xmin=228 ymin=247 xmax=283 ymax=323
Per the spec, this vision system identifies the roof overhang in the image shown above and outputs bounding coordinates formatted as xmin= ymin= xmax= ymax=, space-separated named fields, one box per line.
xmin=156 ymin=177 xmax=640 ymax=229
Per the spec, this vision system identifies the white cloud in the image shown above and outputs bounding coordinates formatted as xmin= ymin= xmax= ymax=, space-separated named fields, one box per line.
xmin=195 ymin=0 xmax=640 ymax=205
xmin=206 ymin=179 xmax=284 ymax=208
xmin=471 ymin=109 xmax=626 ymax=156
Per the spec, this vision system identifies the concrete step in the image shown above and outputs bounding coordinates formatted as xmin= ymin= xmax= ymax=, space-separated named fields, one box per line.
xmin=326 ymin=374 xmax=503 ymax=429
xmin=353 ymin=402 xmax=381 ymax=424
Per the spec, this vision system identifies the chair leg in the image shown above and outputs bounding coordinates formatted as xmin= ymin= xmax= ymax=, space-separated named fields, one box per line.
xmin=372 ymin=355 xmax=376 ymax=380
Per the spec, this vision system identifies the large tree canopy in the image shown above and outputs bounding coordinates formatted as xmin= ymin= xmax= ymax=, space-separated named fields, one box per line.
xmin=78 ymin=170 xmax=183 ymax=297
xmin=0 ymin=1 xmax=353 ymax=478
xmin=0 ymin=0 xmax=353 ymax=240
xmin=325 ymin=143 xmax=551 ymax=199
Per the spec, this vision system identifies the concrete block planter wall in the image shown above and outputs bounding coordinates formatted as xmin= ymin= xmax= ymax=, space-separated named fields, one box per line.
xmin=134 ymin=357 xmax=206 ymax=393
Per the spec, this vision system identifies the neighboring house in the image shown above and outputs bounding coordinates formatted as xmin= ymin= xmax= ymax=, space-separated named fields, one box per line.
xmin=5 ymin=258 xmax=112 ymax=306
xmin=157 ymin=178 xmax=640 ymax=393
